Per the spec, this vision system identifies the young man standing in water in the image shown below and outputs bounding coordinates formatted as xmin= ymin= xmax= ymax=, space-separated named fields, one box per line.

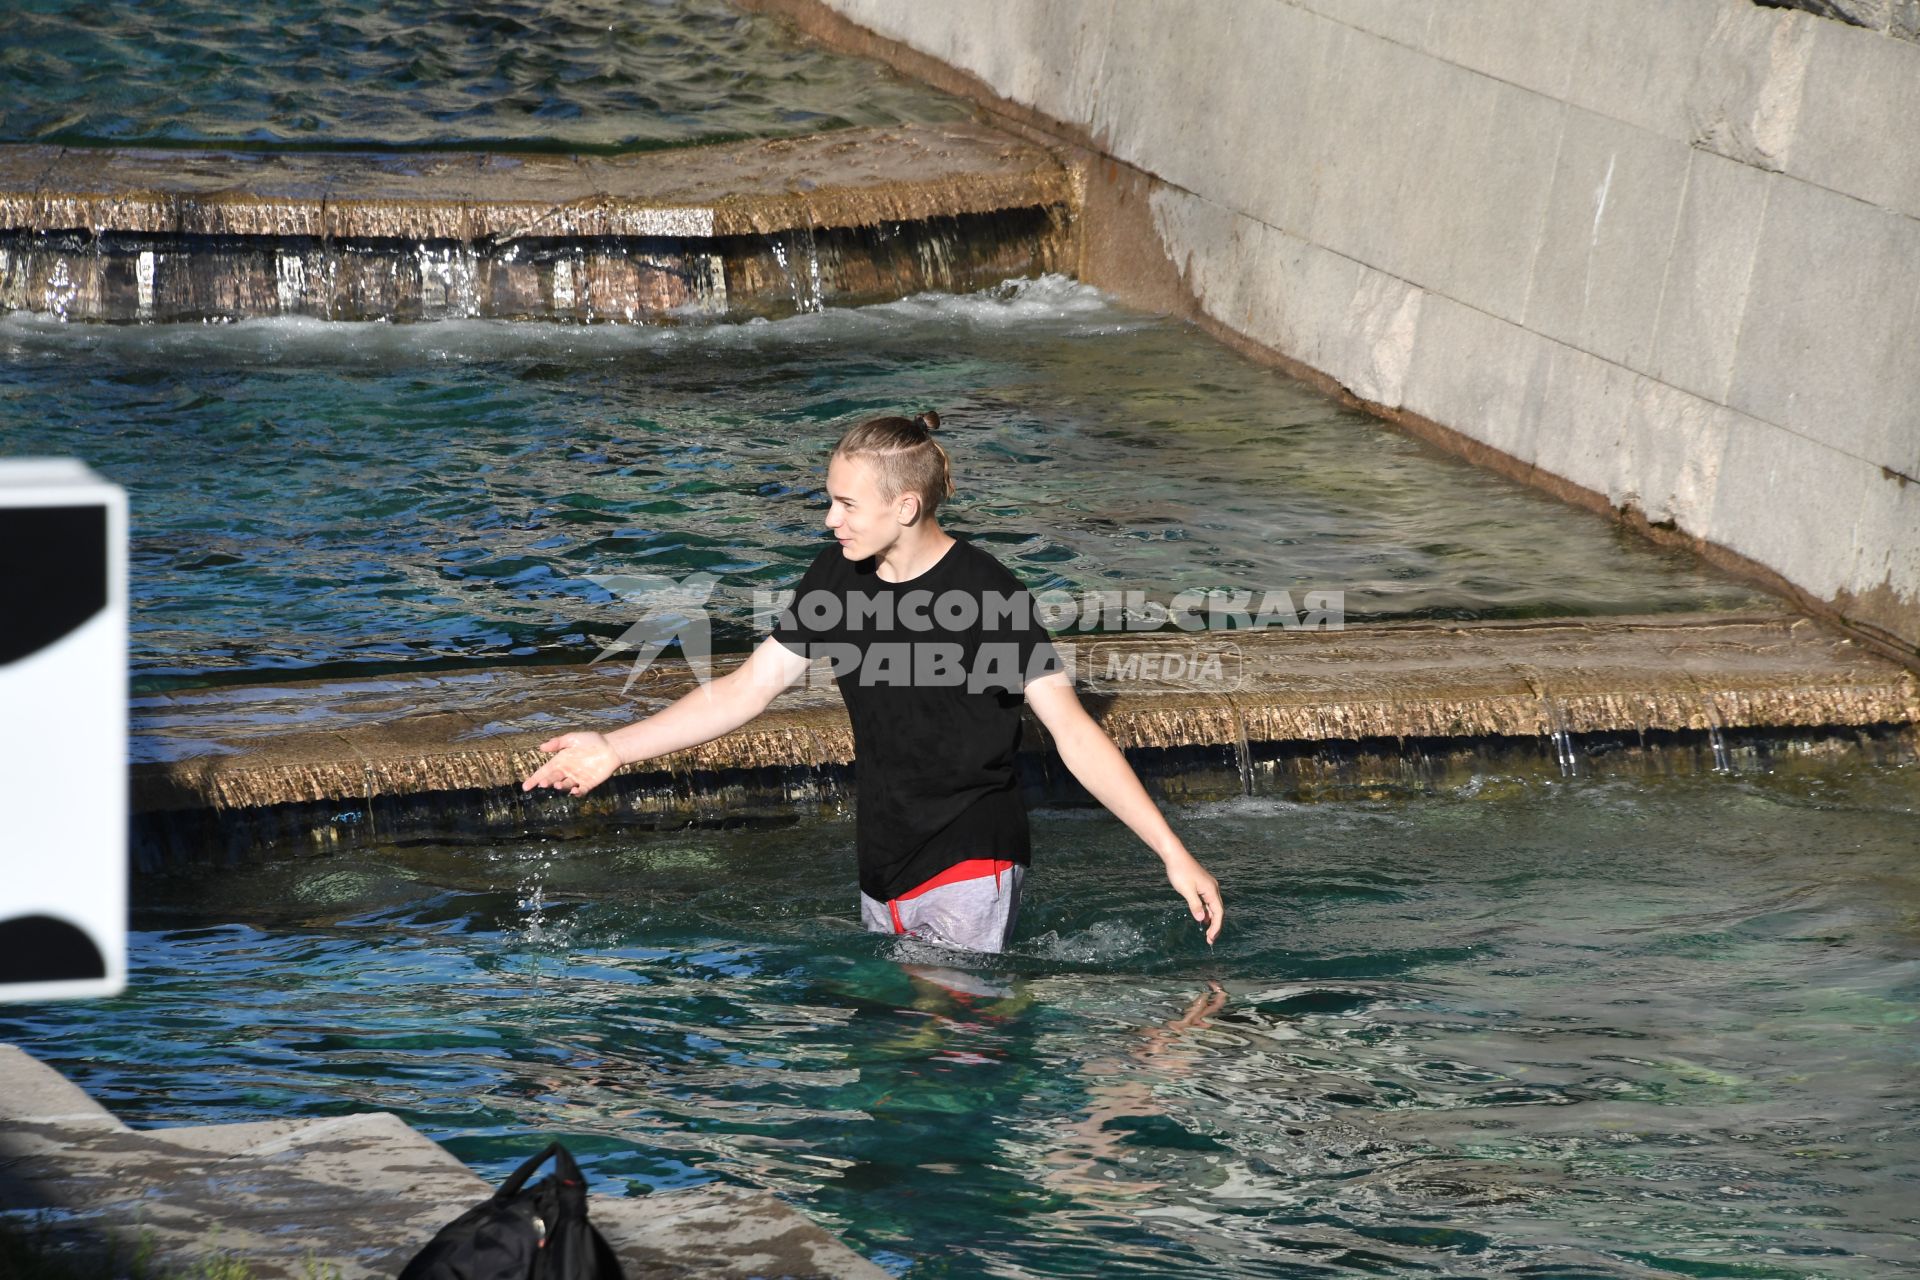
xmin=521 ymin=413 xmax=1223 ymax=953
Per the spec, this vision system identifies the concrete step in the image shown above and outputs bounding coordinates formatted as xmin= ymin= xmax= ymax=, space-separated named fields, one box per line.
xmin=0 ymin=1043 xmax=885 ymax=1279
xmin=0 ymin=123 xmax=1069 ymax=241
xmin=124 ymin=612 xmax=1920 ymax=865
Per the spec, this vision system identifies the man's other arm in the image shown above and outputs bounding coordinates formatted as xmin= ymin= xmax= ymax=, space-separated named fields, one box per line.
xmin=1024 ymin=670 xmax=1224 ymax=944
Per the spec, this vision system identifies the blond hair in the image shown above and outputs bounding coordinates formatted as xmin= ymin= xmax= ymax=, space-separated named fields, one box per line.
xmin=831 ymin=411 xmax=955 ymax=520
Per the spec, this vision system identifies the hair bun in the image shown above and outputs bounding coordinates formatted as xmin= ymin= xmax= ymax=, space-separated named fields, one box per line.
xmin=916 ymin=410 xmax=941 ymax=433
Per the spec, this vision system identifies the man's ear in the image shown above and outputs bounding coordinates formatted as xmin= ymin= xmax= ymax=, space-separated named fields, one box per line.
xmin=897 ymin=492 xmax=922 ymax=526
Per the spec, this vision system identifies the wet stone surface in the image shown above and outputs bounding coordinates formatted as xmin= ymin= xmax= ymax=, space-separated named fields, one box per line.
xmin=0 ymin=1043 xmax=886 ymax=1279
xmin=125 ymin=616 xmax=1920 ymax=866
xmin=0 ymin=125 xmax=1074 ymax=323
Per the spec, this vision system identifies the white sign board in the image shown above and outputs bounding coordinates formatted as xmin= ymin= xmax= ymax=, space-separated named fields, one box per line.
xmin=0 ymin=459 xmax=127 ymax=1001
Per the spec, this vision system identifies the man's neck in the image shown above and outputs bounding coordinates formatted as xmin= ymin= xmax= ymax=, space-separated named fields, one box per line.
xmin=874 ymin=527 xmax=955 ymax=583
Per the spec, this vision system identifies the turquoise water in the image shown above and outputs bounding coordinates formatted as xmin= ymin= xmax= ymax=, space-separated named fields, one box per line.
xmin=0 ymin=280 xmax=1764 ymax=694
xmin=0 ymin=0 xmax=965 ymax=152
xmin=7 ymin=768 xmax=1918 ymax=1276
xmin=5 ymin=14 xmax=1905 ymax=1278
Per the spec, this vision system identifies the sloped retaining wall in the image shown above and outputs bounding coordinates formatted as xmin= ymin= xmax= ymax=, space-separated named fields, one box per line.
xmin=741 ymin=0 xmax=1920 ymax=662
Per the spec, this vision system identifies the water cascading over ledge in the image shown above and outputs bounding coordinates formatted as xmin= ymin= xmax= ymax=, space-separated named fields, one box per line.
xmin=128 ymin=616 xmax=1920 ymax=870
xmin=0 ymin=123 xmax=1073 ymax=323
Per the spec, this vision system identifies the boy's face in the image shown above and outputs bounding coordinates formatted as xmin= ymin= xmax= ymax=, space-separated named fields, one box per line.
xmin=825 ymin=453 xmax=905 ymax=561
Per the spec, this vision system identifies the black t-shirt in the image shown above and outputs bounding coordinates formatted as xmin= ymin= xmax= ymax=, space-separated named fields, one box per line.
xmin=770 ymin=534 xmax=1064 ymax=901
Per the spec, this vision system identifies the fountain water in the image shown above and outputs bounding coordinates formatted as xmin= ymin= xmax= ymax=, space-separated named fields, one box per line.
xmin=0 ymin=122 xmax=1075 ymax=324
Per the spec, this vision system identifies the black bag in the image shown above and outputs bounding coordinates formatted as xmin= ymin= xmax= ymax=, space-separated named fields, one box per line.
xmin=398 ymin=1142 xmax=626 ymax=1280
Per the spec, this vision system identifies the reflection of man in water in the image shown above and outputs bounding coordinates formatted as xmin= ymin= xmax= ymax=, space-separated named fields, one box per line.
xmin=822 ymin=965 xmax=1040 ymax=1255
xmin=524 ymin=413 xmax=1224 ymax=955
xmin=1036 ymin=983 xmax=1228 ymax=1202
xmin=827 ymin=976 xmax=1229 ymax=1269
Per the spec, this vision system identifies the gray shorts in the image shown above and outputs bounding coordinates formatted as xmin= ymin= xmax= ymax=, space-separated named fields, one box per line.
xmin=860 ymin=862 xmax=1025 ymax=955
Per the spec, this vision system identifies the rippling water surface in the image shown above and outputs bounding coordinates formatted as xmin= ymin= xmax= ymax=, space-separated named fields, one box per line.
xmin=0 ymin=0 xmax=965 ymax=151
xmin=7 ymin=769 xmax=1917 ymax=1276
xmin=0 ymin=279 xmax=1763 ymax=692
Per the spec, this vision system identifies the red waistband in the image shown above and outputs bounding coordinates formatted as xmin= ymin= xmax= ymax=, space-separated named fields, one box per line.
xmin=894 ymin=858 xmax=1018 ymax=902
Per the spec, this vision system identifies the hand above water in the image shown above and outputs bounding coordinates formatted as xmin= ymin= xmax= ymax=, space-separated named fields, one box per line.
xmin=1163 ymin=847 xmax=1224 ymax=946
xmin=521 ymin=730 xmax=623 ymax=797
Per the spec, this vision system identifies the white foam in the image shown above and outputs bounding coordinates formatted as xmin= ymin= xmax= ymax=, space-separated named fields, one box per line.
xmin=1019 ymin=918 xmax=1148 ymax=966
xmin=0 ymin=275 xmax=1138 ymax=365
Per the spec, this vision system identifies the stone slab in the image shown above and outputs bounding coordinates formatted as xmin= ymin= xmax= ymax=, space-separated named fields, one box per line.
xmin=0 ymin=204 xmax=1065 ymax=323
xmin=1393 ymin=71 xmax=1564 ymax=326
xmin=1084 ymin=0 xmax=1228 ymax=217
xmin=1283 ymin=0 xmax=1436 ymax=49
xmin=1686 ymin=1 xmax=1817 ymax=173
xmin=1125 ymin=0 xmax=1324 ymax=246
xmin=1647 ymin=148 xmax=1775 ymax=405
xmin=1727 ymin=171 xmax=1920 ymax=476
xmin=1706 ymin=419 xmax=1874 ymax=603
xmin=0 ymin=1043 xmax=885 ymax=1280
xmin=1523 ymin=108 xmax=1691 ymax=371
xmin=0 ymin=146 xmax=64 ymax=229
xmin=0 ymin=1045 xmax=125 ymax=1133
xmin=1417 ymin=0 xmax=1587 ymax=102
xmin=1150 ymin=175 xmax=1447 ymax=417
xmin=1523 ymin=343 xmax=1638 ymax=498
xmin=1211 ymin=3 xmax=1331 ymax=245
xmin=829 ymin=0 xmax=1114 ymax=130
xmin=126 ymin=616 xmax=1919 ymax=823
xmin=1847 ymin=464 xmax=1920 ymax=600
xmin=1 ymin=123 xmax=1073 ymax=241
xmin=1147 ymin=186 xmax=1374 ymax=394
xmin=1565 ymin=0 xmax=1722 ymax=141
xmin=30 ymin=150 xmax=342 ymax=238
xmin=1609 ymin=374 xmax=1740 ymax=531
xmin=1300 ymin=28 xmax=1463 ymax=284
xmin=1783 ymin=14 xmax=1920 ymax=220
xmin=1399 ymin=290 xmax=1557 ymax=462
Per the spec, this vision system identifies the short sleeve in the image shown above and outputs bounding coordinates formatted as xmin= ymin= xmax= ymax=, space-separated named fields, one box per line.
xmin=978 ymin=566 xmax=1064 ymax=692
xmin=1009 ymin=584 xmax=1064 ymax=688
xmin=770 ymin=546 xmax=840 ymax=656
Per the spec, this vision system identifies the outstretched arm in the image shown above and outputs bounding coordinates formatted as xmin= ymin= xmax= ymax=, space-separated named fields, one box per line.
xmin=1024 ymin=670 xmax=1224 ymax=944
xmin=521 ymin=635 xmax=812 ymax=796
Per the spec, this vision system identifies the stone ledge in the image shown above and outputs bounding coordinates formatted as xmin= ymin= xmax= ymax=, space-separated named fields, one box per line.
xmin=0 ymin=123 xmax=1072 ymax=242
xmin=129 ymin=613 xmax=1920 ymax=818
xmin=0 ymin=1043 xmax=886 ymax=1280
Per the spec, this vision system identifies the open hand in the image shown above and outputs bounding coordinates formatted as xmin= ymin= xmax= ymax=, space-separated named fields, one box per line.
xmin=521 ymin=731 xmax=622 ymax=797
